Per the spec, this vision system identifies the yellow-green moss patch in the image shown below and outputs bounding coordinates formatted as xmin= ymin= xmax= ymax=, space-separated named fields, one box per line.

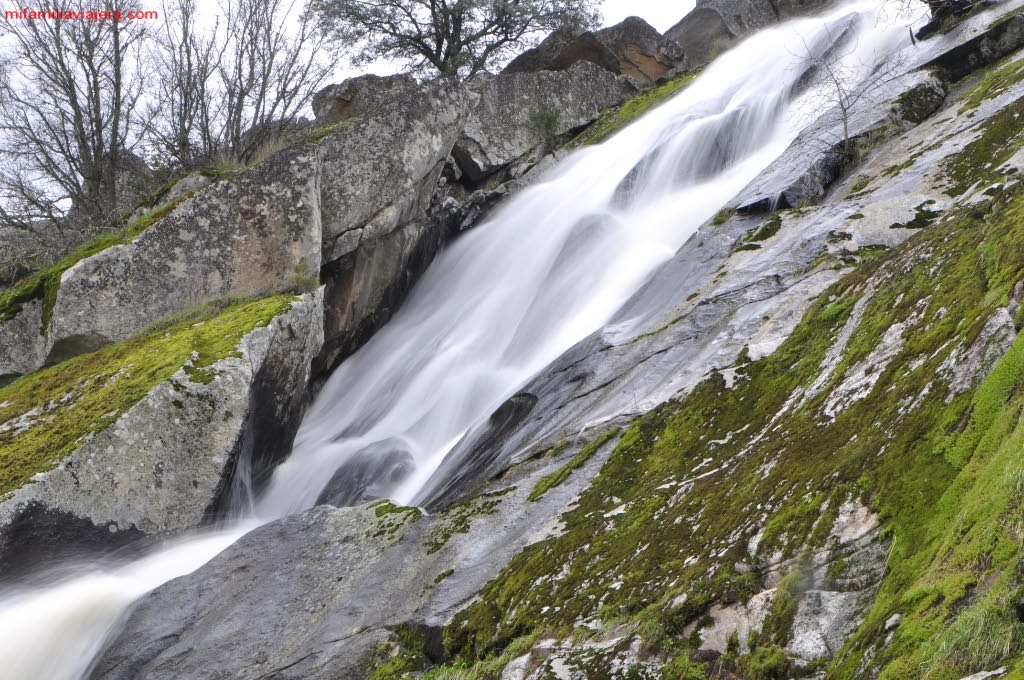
xmin=569 ymin=71 xmax=701 ymax=148
xmin=961 ymin=52 xmax=1024 ymax=112
xmin=0 ymin=294 xmax=296 ymax=496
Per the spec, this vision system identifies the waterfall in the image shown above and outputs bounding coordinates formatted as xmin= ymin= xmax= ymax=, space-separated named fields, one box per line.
xmin=0 ymin=4 xmax=915 ymax=678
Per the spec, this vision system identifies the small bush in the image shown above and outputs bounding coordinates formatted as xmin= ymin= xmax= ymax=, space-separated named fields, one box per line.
xmin=528 ymin=103 xmax=561 ymax=151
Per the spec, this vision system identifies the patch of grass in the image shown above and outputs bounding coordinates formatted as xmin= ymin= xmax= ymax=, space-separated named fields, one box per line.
xmin=368 ymin=624 xmax=430 ymax=680
xmin=569 ymin=71 xmax=700 ymax=148
xmin=711 ymin=207 xmax=736 ymax=226
xmin=0 ymin=294 xmax=296 ymax=496
xmin=945 ymin=97 xmax=1024 ymax=197
xmin=302 ymin=116 xmax=363 ymax=145
xmin=528 ymin=429 xmax=620 ymax=502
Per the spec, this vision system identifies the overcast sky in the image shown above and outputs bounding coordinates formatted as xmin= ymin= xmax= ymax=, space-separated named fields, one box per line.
xmin=601 ymin=0 xmax=697 ymax=32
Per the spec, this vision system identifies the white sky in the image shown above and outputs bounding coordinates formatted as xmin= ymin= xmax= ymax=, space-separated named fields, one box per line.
xmin=601 ymin=0 xmax=697 ymax=32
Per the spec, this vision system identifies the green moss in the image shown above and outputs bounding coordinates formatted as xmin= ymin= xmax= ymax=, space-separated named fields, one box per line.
xmin=425 ymin=633 xmax=541 ymax=680
xmin=0 ymin=294 xmax=295 ymax=496
xmin=960 ymin=50 xmax=1024 ymax=112
xmin=425 ymin=487 xmax=516 ymax=554
xmin=945 ymin=97 xmax=1024 ymax=197
xmin=368 ymin=624 xmax=429 ymax=680
xmin=437 ymin=184 xmax=1024 ymax=677
xmin=528 ymin=429 xmax=620 ymax=502
xmin=850 ymin=175 xmax=872 ymax=193
xmin=759 ymin=560 xmax=812 ymax=646
xmin=711 ymin=207 xmax=736 ymax=226
xmin=891 ymin=200 xmax=941 ymax=230
xmin=368 ymin=500 xmax=423 ymax=540
xmin=881 ymin=158 xmax=915 ymax=178
xmin=735 ymin=212 xmax=782 ymax=253
xmin=661 ymin=654 xmax=709 ymax=680
xmin=569 ymin=72 xmax=700 ymax=148
xmin=740 ymin=645 xmax=790 ymax=680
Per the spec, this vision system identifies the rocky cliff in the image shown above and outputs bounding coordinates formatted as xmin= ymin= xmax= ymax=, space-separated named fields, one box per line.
xmin=5 ymin=1 xmax=1024 ymax=680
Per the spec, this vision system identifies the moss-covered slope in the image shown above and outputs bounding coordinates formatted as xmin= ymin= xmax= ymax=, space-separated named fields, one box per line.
xmin=399 ymin=54 xmax=1024 ymax=680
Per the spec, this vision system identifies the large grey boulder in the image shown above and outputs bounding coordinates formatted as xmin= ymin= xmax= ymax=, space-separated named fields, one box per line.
xmin=453 ymin=61 xmax=632 ymax=183
xmin=0 ymin=291 xmax=323 ymax=576
xmin=666 ymin=0 xmax=836 ymax=69
xmin=49 ymin=146 xmax=321 ymax=359
xmin=314 ymin=77 xmax=475 ymax=371
xmin=697 ymin=0 xmax=780 ymax=36
xmin=0 ymin=300 xmax=46 ymax=384
xmin=0 ymin=76 xmax=475 ymax=382
xmin=503 ymin=17 xmax=685 ymax=82
xmin=311 ymin=73 xmax=419 ymax=125
xmin=317 ymin=77 xmax=472 ymax=263
xmin=664 ymin=8 xmax=737 ymax=68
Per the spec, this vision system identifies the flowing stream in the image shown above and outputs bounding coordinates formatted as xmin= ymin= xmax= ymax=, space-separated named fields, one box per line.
xmin=0 ymin=4 xmax=915 ymax=678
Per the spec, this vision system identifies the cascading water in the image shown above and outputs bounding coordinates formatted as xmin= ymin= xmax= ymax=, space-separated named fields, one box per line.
xmin=0 ymin=4 xmax=916 ymax=678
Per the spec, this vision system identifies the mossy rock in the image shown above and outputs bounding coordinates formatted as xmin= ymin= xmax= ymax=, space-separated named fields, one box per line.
xmin=0 ymin=294 xmax=296 ymax=498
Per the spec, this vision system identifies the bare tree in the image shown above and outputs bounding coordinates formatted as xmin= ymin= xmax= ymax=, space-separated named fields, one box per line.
xmin=796 ymin=28 xmax=908 ymax=159
xmin=145 ymin=0 xmax=222 ymax=169
xmin=219 ymin=0 xmax=333 ymax=162
xmin=145 ymin=0 xmax=334 ymax=170
xmin=309 ymin=0 xmax=602 ymax=78
xmin=0 ymin=0 xmax=148 ymax=231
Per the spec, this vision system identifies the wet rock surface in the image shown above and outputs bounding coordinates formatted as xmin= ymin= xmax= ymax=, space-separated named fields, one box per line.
xmin=91 ymin=433 xmax=621 ymax=680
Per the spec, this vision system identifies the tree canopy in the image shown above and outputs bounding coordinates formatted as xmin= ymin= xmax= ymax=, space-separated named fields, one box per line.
xmin=309 ymin=0 xmax=602 ymax=78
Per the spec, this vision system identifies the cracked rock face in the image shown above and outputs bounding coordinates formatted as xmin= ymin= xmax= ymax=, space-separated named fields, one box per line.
xmin=0 ymin=291 xmax=323 ymax=576
xmin=453 ymin=62 xmax=632 ymax=183
xmin=50 ymin=147 xmax=322 ymax=351
xmin=317 ymin=77 xmax=474 ymax=262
